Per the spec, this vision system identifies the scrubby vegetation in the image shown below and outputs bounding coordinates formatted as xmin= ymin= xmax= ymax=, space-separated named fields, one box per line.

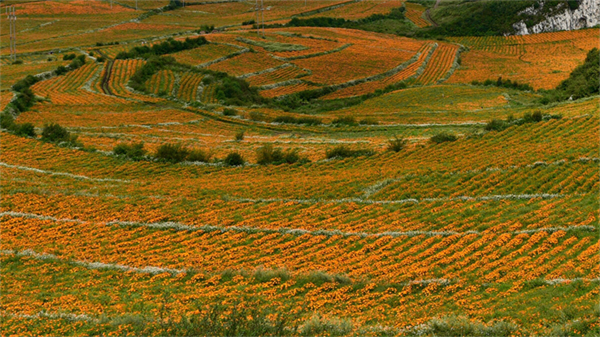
xmin=113 ymin=142 xmax=147 ymax=160
xmin=154 ymin=143 xmax=211 ymax=163
xmin=430 ymin=132 xmax=458 ymax=144
xmin=326 ymin=145 xmax=375 ymax=159
xmin=273 ymin=115 xmax=322 ymax=125
xmin=472 ymin=77 xmax=534 ymax=91
xmin=223 ymin=152 xmax=245 ymax=166
xmin=387 ymin=136 xmax=407 ymax=152
xmin=115 ymin=36 xmax=208 ymax=60
xmin=41 ymin=123 xmax=82 ymax=147
xmin=256 ymin=144 xmax=306 ymax=165
xmin=485 ymin=110 xmax=561 ymax=132
xmin=128 ymin=56 xmax=263 ymax=106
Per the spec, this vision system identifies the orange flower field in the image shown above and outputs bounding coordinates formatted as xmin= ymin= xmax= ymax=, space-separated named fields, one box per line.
xmin=1 ymin=1 xmax=598 ymax=335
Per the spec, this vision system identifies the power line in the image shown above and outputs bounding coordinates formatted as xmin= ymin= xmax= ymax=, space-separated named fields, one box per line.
xmin=6 ymin=6 xmax=17 ymax=62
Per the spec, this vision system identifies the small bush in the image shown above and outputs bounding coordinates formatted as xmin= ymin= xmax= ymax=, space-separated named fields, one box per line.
xmin=235 ymin=131 xmax=245 ymax=141
xmin=0 ymin=113 xmax=15 ymax=130
xmin=41 ymin=123 xmax=70 ymax=143
xmin=224 ymin=152 xmax=245 ymax=166
xmin=387 ymin=136 xmax=407 ymax=152
xmin=15 ymin=123 xmax=36 ymax=137
xmin=430 ymin=132 xmax=458 ymax=144
xmin=113 ymin=142 xmax=146 ymax=160
xmin=484 ymin=119 xmax=509 ymax=132
xmin=187 ymin=149 xmax=212 ymax=162
xmin=256 ymin=144 xmax=304 ymax=165
xmin=55 ymin=65 xmax=68 ymax=76
xmin=63 ymin=53 xmax=76 ymax=61
xmin=96 ymin=56 xmax=105 ymax=63
xmin=155 ymin=143 xmax=190 ymax=163
xmin=12 ymin=59 xmax=23 ymax=65
xmin=331 ymin=116 xmax=357 ymax=126
xmin=326 ymin=145 xmax=374 ymax=159
xmin=223 ymin=108 xmax=237 ymax=116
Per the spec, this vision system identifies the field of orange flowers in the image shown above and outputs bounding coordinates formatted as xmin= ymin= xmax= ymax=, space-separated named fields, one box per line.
xmin=447 ymin=28 xmax=599 ymax=89
xmin=2 ymin=2 xmax=599 ymax=335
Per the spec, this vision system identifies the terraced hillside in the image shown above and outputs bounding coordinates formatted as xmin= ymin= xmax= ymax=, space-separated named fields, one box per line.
xmin=1 ymin=0 xmax=598 ymax=336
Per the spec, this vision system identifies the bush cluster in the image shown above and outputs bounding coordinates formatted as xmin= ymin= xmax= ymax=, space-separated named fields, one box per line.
xmin=153 ymin=143 xmax=212 ymax=163
xmin=56 ymin=54 xmax=86 ymax=75
xmin=273 ymin=115 xmax=322 ymax=125
xmin=223 ymin=152 xmax=245 ymax=166
xmin=387 ymin=136 xmax=407 ymax=152
xmin=41 ymin=123 xmax=82 ymax=147
xmin=113 ymin=142 xmax=147 ymax=160
xmin=484 ymin=110 xmax=560 ymax=132
xmin=326 ymin=145 xmax=375 ymax=159
xmin=286 ymin=7 xmax=405 ymax=29
xmin=0 ymin=113 xmax=35 ymax=137
xmin=215 ymin=76 xmax=264 ymax=106
xmin=115 ymin=36 xmax=208 ymax=60
xmin=9 ymin=75 xmax=39 ymax=113
xmin=256 ymin=144 xmax=307 ymax=165
xmin=472 ymin=76 xmax=533 ymax=91
xmin=430 ymin=132 xmax=458 ymax=144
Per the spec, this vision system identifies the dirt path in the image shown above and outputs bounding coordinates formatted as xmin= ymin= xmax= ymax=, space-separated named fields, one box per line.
xmin=424 ymin=0 xmax=441 ymax=27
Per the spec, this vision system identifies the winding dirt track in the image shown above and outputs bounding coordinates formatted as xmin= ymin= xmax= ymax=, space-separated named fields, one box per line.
xmin=425 ymin=0 xmax=441 ymax=27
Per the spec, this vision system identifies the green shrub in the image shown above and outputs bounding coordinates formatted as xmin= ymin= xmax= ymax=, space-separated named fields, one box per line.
xmin=249 ymin=111 xmax=267 ymax=122
xmin=484 ymin=119 xmax=509 ymax=132
xmin=115 ymin=36 xmax=208 ymax=60
xmin=12 ymin=59 xmax=23 ymax=65
xmin=224 ymin=152 xmax=245 ymax=166
xmin=223 ymin=108 xmax=237 ymax=116
xmin=55 ymin=65 xmax=68 ymax=76
xmin=155 ymin=143 xmax=190 ymax=163
xmin=331 ymin=116 xmax=358 ymax=126
xmin=96 ymin=56 xmax=105 ymax=63
xmin=187 ymin=149 xmax=212 ymax=163
xmin=235 ymin=131 xmax=245 ymax=141
xmin=430 ymin=132 xmax=458 ymax=144
xmin=326 ymin=145 xmax=374 ymax=159
xmin=256 ymin=144 xmax=304 ymax=165
xmin=387 ymin=136 xmax=407 ymax=152
xmin=15 ymin=123 xmax=36 ymax=137
xmin=215 ymin=76 xmax=264 ymax=106
xmin=41 ymin=123 xmax=70 ymax=143
xmin=113 ymin=142 xmax=147 ymax=160
xmin=63 ymin=53 xmax=76 ymax=61
xmin=0 ymin=113 xmax=15 ymax=130
xmin=273 ymin=115 xmax=322 ymax=125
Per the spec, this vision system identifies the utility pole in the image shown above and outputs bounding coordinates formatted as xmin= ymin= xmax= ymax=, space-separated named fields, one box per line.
xmin=136 ymin=0 xmax=138 ymax=10
xmin=261 ymin=0 xmax=264 ymax=37
xmin=255 ymin=0 xmax=259 ymax=36
xmin=7 ymin=6 xmax=17 ymax=62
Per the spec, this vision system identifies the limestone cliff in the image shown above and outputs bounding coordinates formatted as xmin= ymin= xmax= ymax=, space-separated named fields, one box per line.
xmin=511 ymin=0 xmax=599 ymax=35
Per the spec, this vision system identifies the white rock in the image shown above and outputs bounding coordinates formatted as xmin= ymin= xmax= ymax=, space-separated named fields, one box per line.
xmin=512 ymin=0 xmax=600 ymax=35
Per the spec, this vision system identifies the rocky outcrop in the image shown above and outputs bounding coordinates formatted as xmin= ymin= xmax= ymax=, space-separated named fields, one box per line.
xmin=512 ymin=0 xmax=599 ymax=35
